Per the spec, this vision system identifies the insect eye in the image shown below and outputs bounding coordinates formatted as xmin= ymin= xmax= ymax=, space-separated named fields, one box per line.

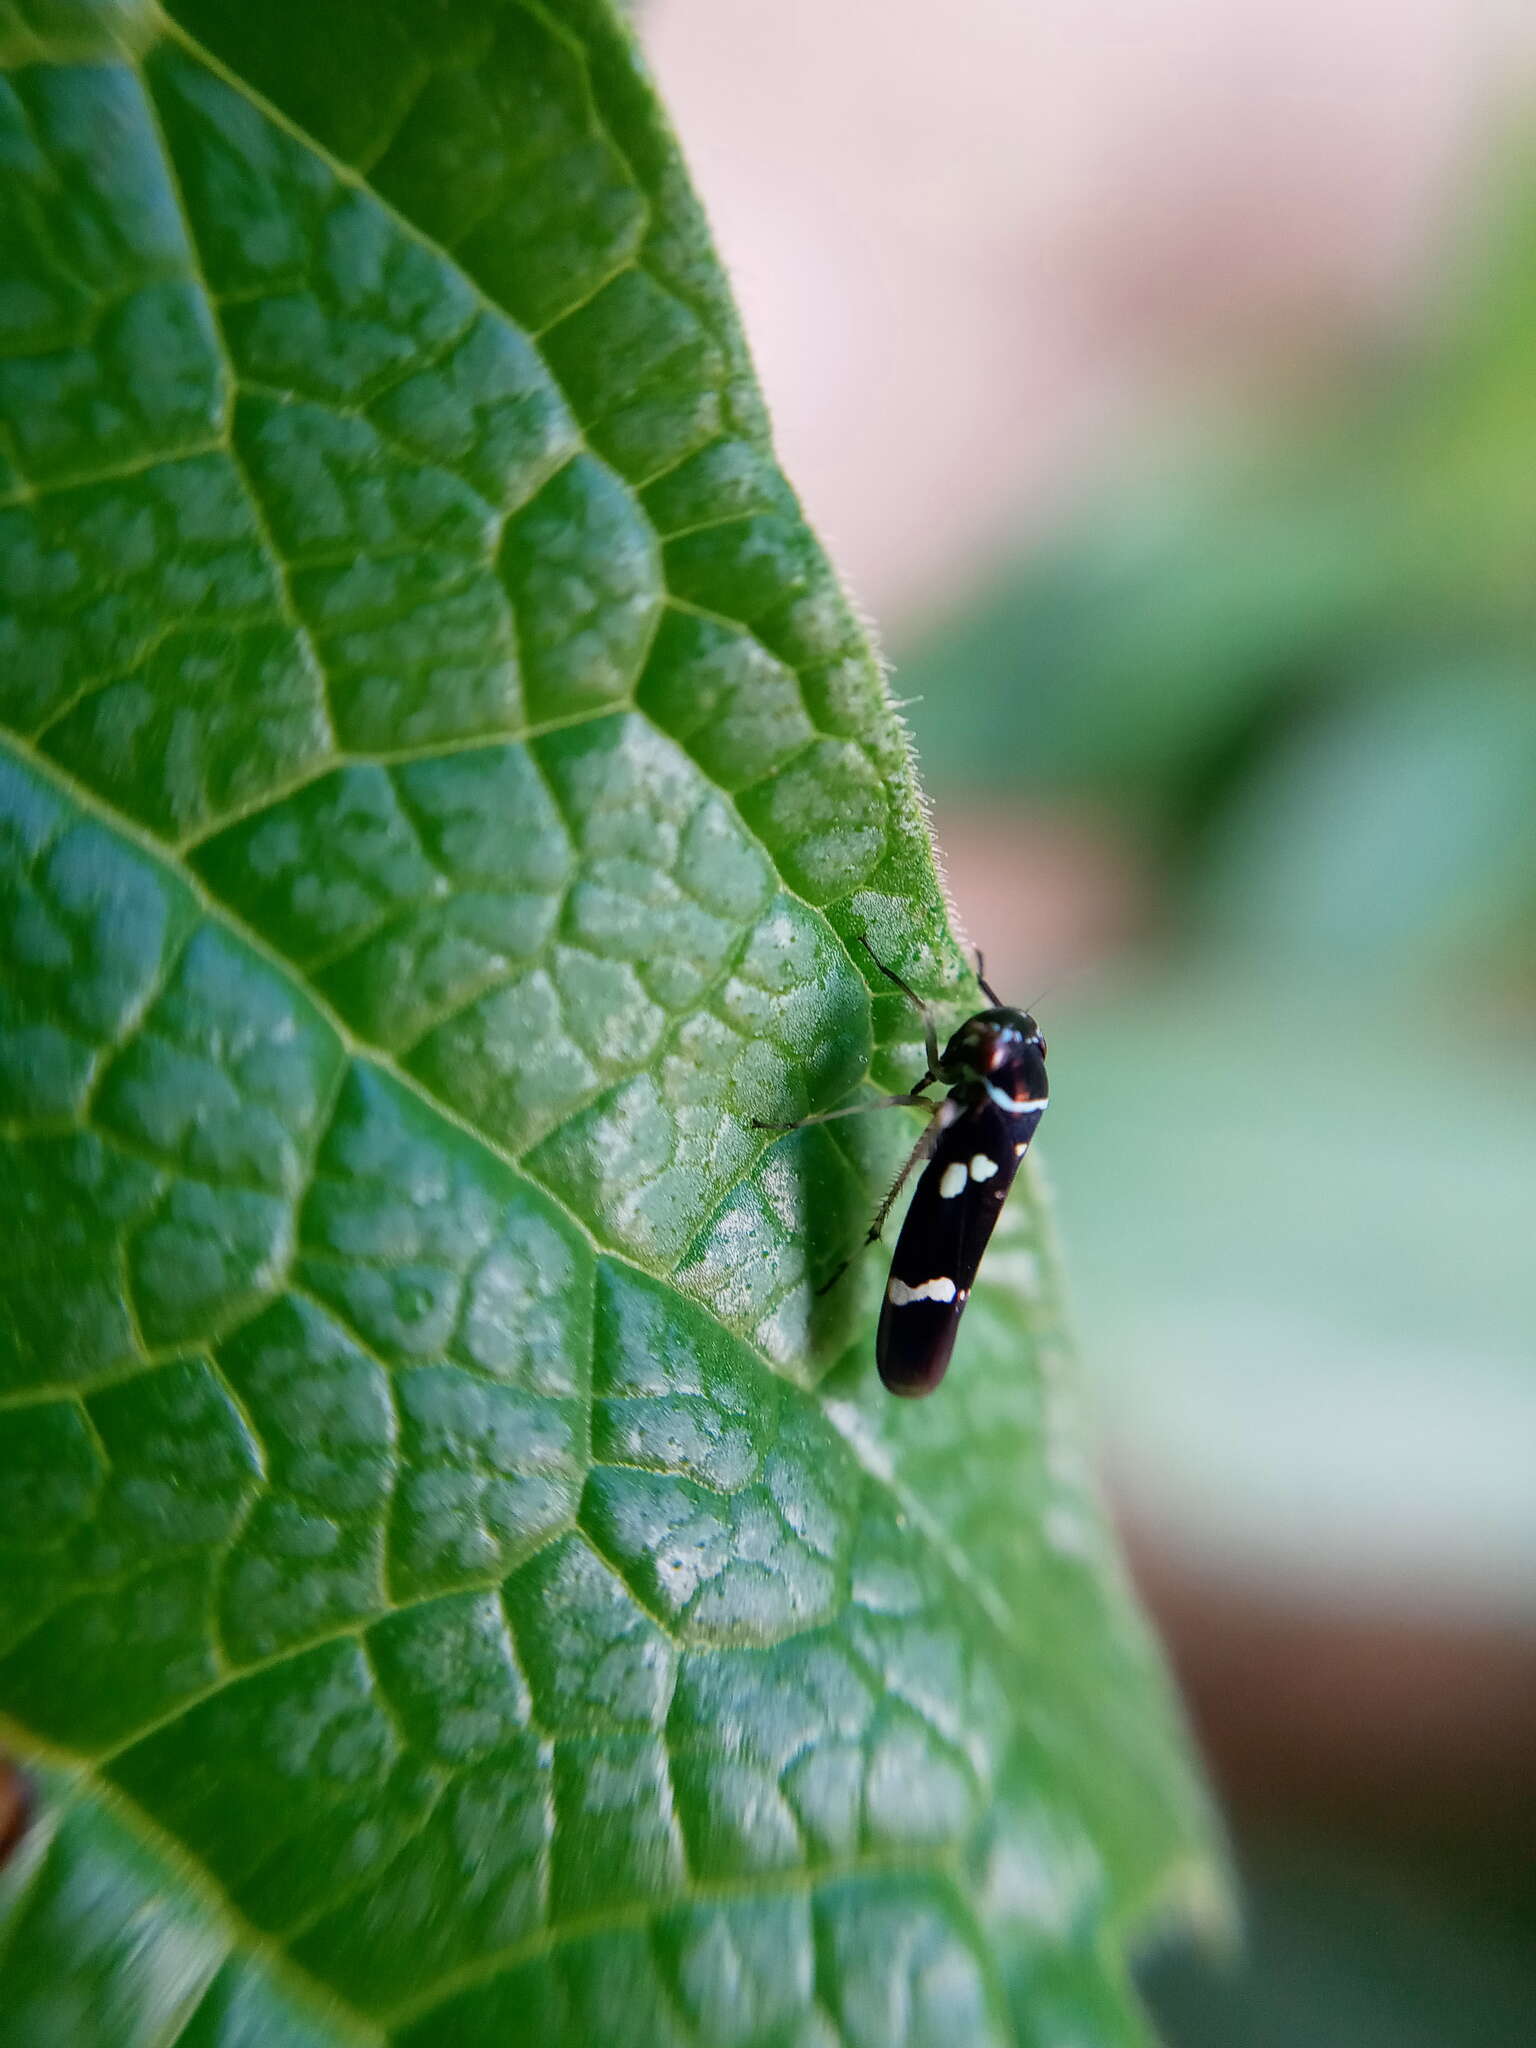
xmin=1038 ymin=1038 xmax=1048 ymax=1060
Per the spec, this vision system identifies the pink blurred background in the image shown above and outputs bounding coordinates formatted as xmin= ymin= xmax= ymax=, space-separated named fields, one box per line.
xmin=651 ymin=0 xmax=1534 ymax=624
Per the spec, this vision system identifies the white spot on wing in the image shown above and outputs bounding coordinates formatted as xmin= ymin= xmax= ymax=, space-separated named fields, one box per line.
xmin=985 ymin=1081 xmax=1049 ymax=1115
xmin=969 ymin=1152 xmax=998 ymax=1182
xmin=886 ymin=1275 xmax=958 ymax=1307
xmin=938 ymin=1161 xmax=968 ymax=1199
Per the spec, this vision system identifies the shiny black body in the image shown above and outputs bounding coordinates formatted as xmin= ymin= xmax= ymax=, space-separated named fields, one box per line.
xmin=876 ymin=1008 xmax=1048 ymax=1397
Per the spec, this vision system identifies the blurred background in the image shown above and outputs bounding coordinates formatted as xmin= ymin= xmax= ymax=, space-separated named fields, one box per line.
xmin=649 ymin=2 xmax=1536 ymax=2039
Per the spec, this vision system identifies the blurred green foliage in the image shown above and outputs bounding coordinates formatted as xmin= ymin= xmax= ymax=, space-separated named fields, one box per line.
xmin=896 ymin=133 xmax=1536 ymax=2048
xmin=899 ymin=145 xmax=1536 ymax=991
xmin=1143 ymin=1835 xmax=1536 ymax=2048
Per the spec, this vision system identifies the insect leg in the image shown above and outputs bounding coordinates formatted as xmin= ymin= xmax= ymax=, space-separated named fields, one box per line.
xmin=815 ymin=1098 xmax=953 ymax=1296
xmin=856 ymin=933 xmax=941 ymax=1075
xmin=974 ymin=946 xmax=1003 ymax=1008
xmin=750 ymin=1085 xmax=932 ymax=1134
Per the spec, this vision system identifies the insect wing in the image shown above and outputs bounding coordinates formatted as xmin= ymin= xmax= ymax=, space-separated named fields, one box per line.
xmin=876 ymin=1095 xmax=1037 ymax=1396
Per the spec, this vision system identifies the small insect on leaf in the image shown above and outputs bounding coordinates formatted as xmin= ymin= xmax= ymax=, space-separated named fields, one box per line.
xmin=753 ymin=937 xmax=1049 ymax=1395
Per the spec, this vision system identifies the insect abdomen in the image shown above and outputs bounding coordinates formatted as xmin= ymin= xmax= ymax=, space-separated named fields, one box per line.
xmin=875 ymin=1096 xmax=1039 ymax=1396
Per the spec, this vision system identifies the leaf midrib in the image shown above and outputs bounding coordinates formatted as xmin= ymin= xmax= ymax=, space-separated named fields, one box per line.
xmin=3 ymin=723 xmax=1040 ymax=1659
xmin=13 ymin=1733 xmax=1003 ymax=2046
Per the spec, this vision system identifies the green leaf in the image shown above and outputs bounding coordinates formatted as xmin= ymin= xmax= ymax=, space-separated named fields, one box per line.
xmin=0 ymin=3 xmax=1222 ymax=2042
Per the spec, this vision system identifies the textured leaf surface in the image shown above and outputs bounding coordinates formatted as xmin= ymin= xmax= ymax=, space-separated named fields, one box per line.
xmin=0 ymin=2 xmax=1221 ymax=2042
